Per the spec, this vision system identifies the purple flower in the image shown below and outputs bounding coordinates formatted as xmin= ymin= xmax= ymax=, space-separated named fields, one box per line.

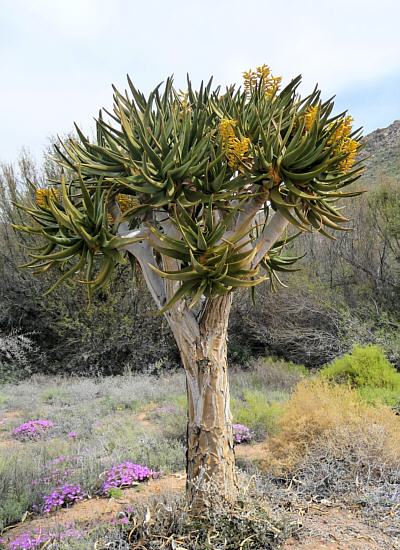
xmin=47 ymin=455 xmax=67 ymax=466
xmin=8 ymin=532 xmax=50 ymax=549
xmin=42 ymin=484 xmax=85 ymax=513
xmin=7 ymin=527 xmax=83 ymax=549
xmin=12 ymin=420 xmax=54 ymax=441
xmin=67 ymin=431 xmax=77 ymax=439
xmin=101 ymin=462 xmax=157 ymax=494
xmin=233 ymin=423 xmax=252 ymax=444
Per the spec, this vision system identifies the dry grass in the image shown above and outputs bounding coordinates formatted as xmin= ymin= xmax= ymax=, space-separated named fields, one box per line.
xmin=257 ymin=378 xmax=400 ymax=538
xmin=265 ymin=378 xmax=400 ymax=474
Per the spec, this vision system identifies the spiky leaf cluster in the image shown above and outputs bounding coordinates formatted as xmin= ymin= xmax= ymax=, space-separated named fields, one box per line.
xmin=149 ymin=203 xmax=267 ymax=312
xmin=14 ymin=67 xmax=364 ymax=307
xmin=13 ymin=176 xmax=140 ymax=296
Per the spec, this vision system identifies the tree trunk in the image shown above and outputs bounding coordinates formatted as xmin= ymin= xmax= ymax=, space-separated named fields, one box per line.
xmin=167 ymin=294 xmax=237 ymax=511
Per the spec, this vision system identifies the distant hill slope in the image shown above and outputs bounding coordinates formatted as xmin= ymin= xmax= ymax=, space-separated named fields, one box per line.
xmin=360 ymin=120 xmax=400 ymax=184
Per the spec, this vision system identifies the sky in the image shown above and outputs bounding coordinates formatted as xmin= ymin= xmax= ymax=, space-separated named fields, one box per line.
xmin=1 ymin=0 xmax=400 ymax=166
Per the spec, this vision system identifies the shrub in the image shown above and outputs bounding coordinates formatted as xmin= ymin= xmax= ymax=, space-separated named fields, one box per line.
xmin=292 ymin=422 xmax=400 ymax=499
xmin=0 ymin=332 xmax=42 ymax=383
xmin=357 ymin=386 xmax=400 ymax=410
xmin=233 ymin=390 xmax=284 ymax=439
xmin=232 ymin=356 xmax=307 ymax=395
xmin=267 ymin=379 xmax=400 ymax=473
xmin=320 ymin=344 xmax=400 ymax=390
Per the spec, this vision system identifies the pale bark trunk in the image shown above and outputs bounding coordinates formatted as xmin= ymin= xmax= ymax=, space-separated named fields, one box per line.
xmin=167 ymin=294 xmax=237 ymax=510
xmin=121 ymin=209 xmax=290 ymax=511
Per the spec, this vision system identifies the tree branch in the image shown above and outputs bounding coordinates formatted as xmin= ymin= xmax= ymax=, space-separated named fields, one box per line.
xmin=120 ymin=216 xmax=199 ymax=336
xmin=118 ymin=227 xmax=149 ymax=241
xmin=233 ymin=189 xmax=269 ymax=234
xmin=223 ymin=189 xmax=269 ymax=250
xmin=124 ymin=237 xmax=166 ymax=310
xmin=252 ymin=210 xmax=290 ymax=267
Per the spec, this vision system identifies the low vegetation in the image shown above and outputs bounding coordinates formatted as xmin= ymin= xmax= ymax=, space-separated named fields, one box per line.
xmin=321 ymin=344 xmax=400 ymax=408
xmin=0 ymin=350 xmax=399 ymax=547
xmin=268 ymin=377 xmax=400 ymax=472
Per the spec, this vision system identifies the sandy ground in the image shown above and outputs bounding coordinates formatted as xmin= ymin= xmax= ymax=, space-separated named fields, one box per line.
xmin=1 ymin=409 xmax=399 ymax=549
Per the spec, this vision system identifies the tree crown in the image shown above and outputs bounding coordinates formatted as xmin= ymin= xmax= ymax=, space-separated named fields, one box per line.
xmin=14 ymin=65 xmax=364 ymax=312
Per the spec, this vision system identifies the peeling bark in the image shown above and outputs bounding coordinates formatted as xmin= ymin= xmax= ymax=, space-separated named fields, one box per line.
xmin=119 ymin=208 xmax=291 ymax=511
xmin=168 ymin=294 xmax=237 ymax=510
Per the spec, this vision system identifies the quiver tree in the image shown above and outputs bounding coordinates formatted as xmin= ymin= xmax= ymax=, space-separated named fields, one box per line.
xmin=14 ymin=65 xmax=364 ymax=508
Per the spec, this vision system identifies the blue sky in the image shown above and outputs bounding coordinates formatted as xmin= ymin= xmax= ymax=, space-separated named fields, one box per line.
xmin=1 ymin=0 xmax=400 ymax=165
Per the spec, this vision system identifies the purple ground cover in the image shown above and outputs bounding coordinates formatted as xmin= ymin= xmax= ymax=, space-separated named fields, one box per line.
xmin=42 ymin=484 xmax=85 ymax=513
xmin=101 ymin=461 xmax=157 ymax=493
xmin=233 ymin=423 xmax=252 ymax=444
xmin=12 ymin=420 xmax=54 ymax=441
xmin=6 ymin=526 xmax=83 ymax=549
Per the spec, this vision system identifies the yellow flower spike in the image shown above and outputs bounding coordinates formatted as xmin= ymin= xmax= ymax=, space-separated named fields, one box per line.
xmin=243 ymin=70 xmax=257 ymax=96
xmin=244 ymin=65 xmax=281 ymax=97
xmin=219 ymin=118 xmax=251 ymax=170
xmin=338 ymin=138 xmax=358 ymax=173
xmin=219 ymin=118 xmax=237 ymax=144
xmin=329 ymin=115 xmax=354 ymax=144
xmin=326 ymin=114 xmax=358 ymax=173
xmin=304 ymin=106 xmax=319 ymax=131
xmin=265 ymin=75 xmax=282 ymax=97
xmin=35 ymin=188 xmax=60 ymax=208
xmin=256 ymin=64 xmax=271 ymax=80
xmin=237 ymin=137 xmax=250 ymax=158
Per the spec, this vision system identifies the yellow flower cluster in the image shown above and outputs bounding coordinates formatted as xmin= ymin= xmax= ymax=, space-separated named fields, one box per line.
xmin=329 ymin=115 xmax=353 ymax=144
xmin=304 ymin=105 xmax=319 ymax=131
xmin=107 ymin=194 xmax=139 ymax=224
xmin=117 ymin=193 xmax=139 ymax=213
xmin=218 ymin=118 xmax=250 ymax=170
xmin=243 ymin=70 xmax=258 ymax=95
xmin=35 ymin=188 xmax=60 ymax=208
xmin=243 ymin=65 xmax=282 ymax=97
xmin=329 ymin=116 xmax=358 ymax=172
xmin=337 ymin=138 xmax=358 ymax=172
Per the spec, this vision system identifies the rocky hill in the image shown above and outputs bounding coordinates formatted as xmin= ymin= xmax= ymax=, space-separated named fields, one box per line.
xmin=360 ymin=119 xmax=400 ymax=184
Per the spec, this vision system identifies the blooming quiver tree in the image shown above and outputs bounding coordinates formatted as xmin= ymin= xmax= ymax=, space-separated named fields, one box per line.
xmin=14 ymin=65 xmax=364 ymax=509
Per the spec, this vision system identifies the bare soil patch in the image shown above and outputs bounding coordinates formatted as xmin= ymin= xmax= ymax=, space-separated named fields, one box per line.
xmin=283 ymin=504 xmax=399 ymax=549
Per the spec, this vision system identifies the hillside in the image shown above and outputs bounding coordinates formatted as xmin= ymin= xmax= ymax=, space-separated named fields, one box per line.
xmin=360 ymin=119 xmax=400 ymax=184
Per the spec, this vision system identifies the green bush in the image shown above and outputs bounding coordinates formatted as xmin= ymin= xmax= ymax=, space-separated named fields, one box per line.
xmin=357 ymin=386 xmax=400 ymax=410
xmin=320 ymin=345 xmax=400 ymax=407
xmin=233 ymin=390 xmax=284 ymax=438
